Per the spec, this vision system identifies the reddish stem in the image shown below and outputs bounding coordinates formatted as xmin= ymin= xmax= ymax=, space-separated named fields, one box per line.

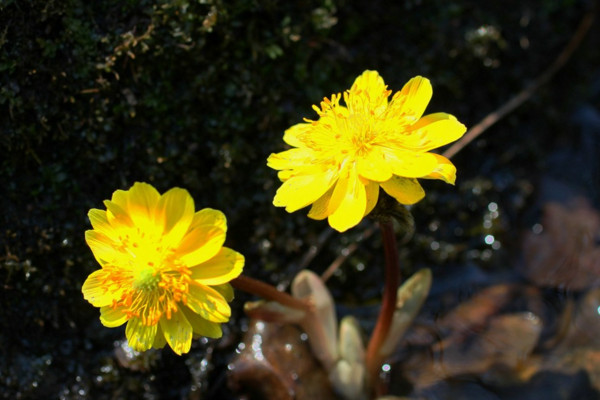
xmin=365 ymin=219 xmax=400 ymax=390
xmin=231 ymin=275 xmax=311 ymax=312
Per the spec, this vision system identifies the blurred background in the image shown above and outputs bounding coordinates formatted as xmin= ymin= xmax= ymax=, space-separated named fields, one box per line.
xmin=1 ymin=0 xmax=599 ymax=399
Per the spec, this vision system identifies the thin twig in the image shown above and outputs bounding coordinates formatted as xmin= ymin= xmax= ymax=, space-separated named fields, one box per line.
xmin=321 ymin=224 xmax=377 ymax=282
xmin=298 ymin=227 xmax=335 ymax=270
xmin=442 ymin=7 xmax=596 ymax=160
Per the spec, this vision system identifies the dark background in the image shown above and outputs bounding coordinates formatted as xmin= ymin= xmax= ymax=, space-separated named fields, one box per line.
xmin=1 ymin=0 xmax=599 ymax=398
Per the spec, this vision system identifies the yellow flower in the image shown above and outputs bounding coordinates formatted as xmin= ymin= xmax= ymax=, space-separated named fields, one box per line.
xmin=82 ymin=182 xmax=244 ymax=355
xmin=267 ymin=70 xmax=467 ymax=232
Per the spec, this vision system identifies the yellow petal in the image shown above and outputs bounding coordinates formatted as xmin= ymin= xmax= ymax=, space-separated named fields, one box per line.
xmin=380 ymin=176 xmax=425 ymax=205
xmin=182 ymin=306 xmax=223 ymax=338
xmin=186 ymin=283 xmax=231 ymax=323
xmin=159 ymin=309 xmax=192 ymax=355
xmin=110 ymin=188 xmax=129 ymax=209
xmin=177 ymin=226 xmax=226 ymax=267
xmin=405 ymin=112 xmax=467 ymax=151
xmin=422 ymin=154 xmax=457 ymax=184
xmin=100 ymin=306 xmax=128 ymax=327
xmin=389 ymin=76 xmax=432 ymax=122
xmin=347 ymin=70 xmax=389 ymax=115
xmin=213 ymin=283 xmax=234 ymax=302
xmin=125 ymin=182 xmax=161 ymax=230
xmin=190 ymin=247 xmax=244 ymax=285
xmin=88 ymin=209 xmax=118 ymax=241
xmin=282 ymin=123 xmax=311 ymax=148
xmin=152 ymin=324 xmax=167 ymax=349
xmin=307 ymin=184 xmax=336 ymax=220
xmin=156 ymin=187 xmax=195 ymax=247
xmin=189 ymin=208 xmax=227 ymax=233
xmin=363 ymin=179 xmax=380 ymax=217
xmin=267 ymin=148 xmax=313 ymax=171
xmin=356 ymin=148 xmax=393 ymax=182
xmin=381 ymin=148 xmax=438 ymax=178
xmin=278 ymin=169 xmax=294 ymax=181
xmin=328 ymin=168 xmax=367 ymax=232
xmin=273 ymin=170 xmax=337 ymax=213
xmin=82 ymin=269 xmax=115 ymax=307
xmin=126 ymin=317 xmax=158 ymax=352
xmin=85 ymin=230 xmax=120 ymax=265
xmin=103 ymin=200 xmax=133 ymax=229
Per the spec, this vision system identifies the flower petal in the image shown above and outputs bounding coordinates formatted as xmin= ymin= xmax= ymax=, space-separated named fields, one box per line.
xmin=328 ymin=168 xmax=367 ymax=232
xmin=88 ymin=209 xmax=118 ymax=240
xmin=125 ymin=182 xmax=161 ymax=230
xmin=381 ymin=176 xmax=425 ymax=205
xmin=405 ymin=112 xmax=467 ymax=151
xmin=100 ymin=306 xmax=128 ymax=327
xmin=356 ymin=147 xmax=393 ymax=182
xmin=189 ymin=208 xmax=227 ymax=233
xmin=152 ymin=324 xmax=167 ymax=349
xmin=156 ymin=187 xmax=195 ymax=247
xmin=103 ymin=199 xmax=133 ymax=229
xmin=177 ymin=226 xmax=226 ymax=267
xmin=422 ymin=153 xmax=457 ymax=184
xmin=389 ymin=76 xmax=432 ymax=122
xmin=307 ymin=185 xmax=336 ymax=220
xmin=347 ymin=70 xmax=389 ymax=116
xmin=212 ymin=283 xmax=234 ymax=302
xmin=159 ymin=309 xmax=192 ymax=355
xmin=190 ymin=247 xmax=244 ymax=285
xmin=283 ymin=123 xmax=312 ymax=148
xmin=267 ymin=148 xmax=314 ymax=171
xmin=82 ymin=269 xmax=117 ymax=307
xmin=182 ymin=306 xmax=223 ymax=338
xmin=381 ymin=148 xmax=438 ymax=178
xmin=186 ymin=283 xmax=231 ymax=323
xmin=85 ymin=230 xmax=119 ymax=265
xmin=273 ymin=169 xmax=337 ymax=213
xmin=126 ymin=317 xmax=158 ymax=352
xmin=110 ymin=188 xmax=130 ymax=209
xmin=363 ymin=179 xmax=380 ymax=217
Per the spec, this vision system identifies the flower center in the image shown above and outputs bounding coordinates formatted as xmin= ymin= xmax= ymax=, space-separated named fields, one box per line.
xmin=133 ymin=264 xmax=160 ymax=291
xmin=103 ymin=228 xmax=193 ymax=326
xmin=351 ymin=125 xmax=377 ymax=156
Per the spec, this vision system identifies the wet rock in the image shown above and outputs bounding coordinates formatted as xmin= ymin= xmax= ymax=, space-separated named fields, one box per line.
xmin=228 ymin=320 xmax=337 ymax=400
xmin=114 ymin=339 xmax=161 ymax=372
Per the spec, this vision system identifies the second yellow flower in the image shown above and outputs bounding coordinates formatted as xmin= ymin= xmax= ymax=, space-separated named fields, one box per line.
xmin=268 ymin=70 xmax=467 ymax=232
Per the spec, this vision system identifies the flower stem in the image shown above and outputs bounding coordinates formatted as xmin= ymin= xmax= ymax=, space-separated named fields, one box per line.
xmin=231 ymin=275 xmax=311 ymax=312
xmin=365 ymin=219 xmax=400 ymax=389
